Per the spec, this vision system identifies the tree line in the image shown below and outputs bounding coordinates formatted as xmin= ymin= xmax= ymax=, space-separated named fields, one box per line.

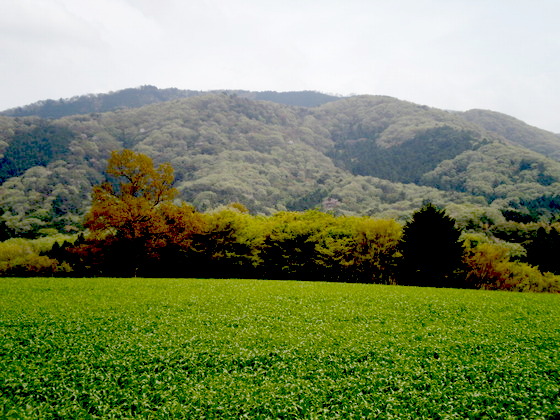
xmin=1 ymin=150 xmax=558 ymax=292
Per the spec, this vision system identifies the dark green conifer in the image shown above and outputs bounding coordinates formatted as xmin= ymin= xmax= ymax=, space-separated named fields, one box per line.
xmin=399 ymin=203 xmax=464 ymax=287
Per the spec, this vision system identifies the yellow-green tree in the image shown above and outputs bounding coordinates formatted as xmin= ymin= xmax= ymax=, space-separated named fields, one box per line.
xmin=462 ymin=233 xmax=560 ymax=292
xmin=314 ymin=216 xmax=402 ymax=283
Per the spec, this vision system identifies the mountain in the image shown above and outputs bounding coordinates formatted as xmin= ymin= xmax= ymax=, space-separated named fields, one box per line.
xmin=462 ymin=109 xmax=560 ymax=160
xmin=0 ymin=86 xmax=341 ymax=119
xmin=1 ymin=89 xmax=560 ymax=238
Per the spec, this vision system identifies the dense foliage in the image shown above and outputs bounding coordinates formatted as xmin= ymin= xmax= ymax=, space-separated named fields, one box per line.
xmin=463 ymin=109 xmax=560 ymax=160
xmin=399 ymin=204 xmax=465 ymax=288
xmin=1 ymin=149 xmax=559 ymax=292
xmin=0 ymin=86 xmax=340 ymax=119
xmin=0 ymin=122 xmax=75 ymax=183
xmin=2 ymin=89 xmax=560 ymax=238
xmin=1 ymin=278 xmax=559 ymax=418
xmin=329 ymin=126 xmax=480 ymax=183
xmin=37 ymin=203 xmax=556 ymax=292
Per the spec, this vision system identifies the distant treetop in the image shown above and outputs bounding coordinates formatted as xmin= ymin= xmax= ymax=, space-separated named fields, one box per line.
xmin=0 ymin=86 xmax=343 ymax=119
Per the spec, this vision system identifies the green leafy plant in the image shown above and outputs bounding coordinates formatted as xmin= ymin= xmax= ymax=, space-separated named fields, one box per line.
xmin=0 ymin=278 xmax=559 ymax=418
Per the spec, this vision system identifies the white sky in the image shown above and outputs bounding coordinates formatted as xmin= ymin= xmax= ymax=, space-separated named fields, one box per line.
xmin=1 ymin=0 xmax=559 ymax=133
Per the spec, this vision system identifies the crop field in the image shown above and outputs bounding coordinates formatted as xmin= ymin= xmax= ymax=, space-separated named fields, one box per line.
xmin=0 ymin=278 xmax=559 ymax=419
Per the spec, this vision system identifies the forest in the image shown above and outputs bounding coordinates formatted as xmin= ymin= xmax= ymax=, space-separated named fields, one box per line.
xmin=2 ymin=89 xmax=560 ymax=238
xmin=1 ymin=88 xmax=560 ymax=290
xmin=1 ymin=149 xmax=559 ymax=293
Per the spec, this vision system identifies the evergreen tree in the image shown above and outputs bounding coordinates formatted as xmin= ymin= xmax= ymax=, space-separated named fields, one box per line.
xmin=399 ymin=203 xmax=464 ymax=287
xmin=525 ymin=227 xmax=560 ymax=275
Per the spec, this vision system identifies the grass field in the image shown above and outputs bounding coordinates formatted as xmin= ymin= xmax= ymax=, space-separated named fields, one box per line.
xmin=0 ymin=278 xmax=559 ymax=419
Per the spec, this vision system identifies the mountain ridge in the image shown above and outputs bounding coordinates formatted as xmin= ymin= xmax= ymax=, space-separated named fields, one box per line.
xmin=1 ymin=87 xmax=560 ymax=238
xmin=0 ymin=86 xmax=342 ymax=119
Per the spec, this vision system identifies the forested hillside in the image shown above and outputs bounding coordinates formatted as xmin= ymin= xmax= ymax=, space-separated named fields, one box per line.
xmin=1 ymin=88 xmax=560 ymax=238
xmin=463 ymin=109 xmax=560 ymax=160
xmin=0 ymin=86 xmax=341 ymax=119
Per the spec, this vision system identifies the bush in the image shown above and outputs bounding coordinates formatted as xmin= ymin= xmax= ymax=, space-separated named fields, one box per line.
xmin=0 ymin=236 xmax=73 ymax=276
xmin=463 ymin=233 xmax=560 ymax=292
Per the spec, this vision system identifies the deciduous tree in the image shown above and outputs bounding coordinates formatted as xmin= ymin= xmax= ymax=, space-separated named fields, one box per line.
xmin=83 ymin=149 xmax=203 ymax=275
xmin=85 ymin=149 xmax=176 ymax=240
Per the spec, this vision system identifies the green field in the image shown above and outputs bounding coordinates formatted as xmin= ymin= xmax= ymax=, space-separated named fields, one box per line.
xmin=0 ymin=278 xmax=559 ymax=419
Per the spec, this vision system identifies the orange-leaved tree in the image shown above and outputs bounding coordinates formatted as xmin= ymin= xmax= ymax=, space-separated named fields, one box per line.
xmin=83 ymin=149 xmax=203 ymax=275
xmin=85 ymin=149 xmax=176 ymax=240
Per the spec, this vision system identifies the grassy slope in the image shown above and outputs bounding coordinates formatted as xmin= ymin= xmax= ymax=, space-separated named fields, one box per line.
xmin=1 ymin=278 xmax=559 ymax=419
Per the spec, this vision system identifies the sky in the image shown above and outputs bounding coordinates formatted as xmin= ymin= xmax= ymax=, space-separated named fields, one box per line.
xmin=1 ymin=0 xmax=559 ymax=133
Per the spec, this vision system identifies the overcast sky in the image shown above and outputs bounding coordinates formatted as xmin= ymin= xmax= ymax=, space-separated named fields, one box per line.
xmin=1 ymin=0 xmax=559 ymax=132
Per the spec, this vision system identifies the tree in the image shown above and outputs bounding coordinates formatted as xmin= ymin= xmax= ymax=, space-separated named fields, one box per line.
xmin=525 ymin=226 xmax=560 ymax=274
xmin=256 ymin=212 xmax=315 ymax=280
xmin=83 ymin=149 xmax=203 ymax=276
xmin=399 ymin=203 xmax=464 ymax=287
xmin=462 ymin=233 xmax=560 ymax=292
xmin=313 ymin=216 xmax=402 ymax=284
xmin=85 ymin=149 xmax=176 ymax=240
xmin=187 ymin=205 xmax=258 ymax=278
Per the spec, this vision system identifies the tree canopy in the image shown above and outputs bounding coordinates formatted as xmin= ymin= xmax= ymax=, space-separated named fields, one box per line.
xmin=399 ymin=203 xmax=464 ymax=287
xmin=1 ymin=150 xmax=559 ymax=292
xmin=2 ymin=92 xmax=560 ymax=239
xmin=85 ymin=149 xmax=176 ymax=240
xmin=82 ymin=149 xmax=203 ymax=275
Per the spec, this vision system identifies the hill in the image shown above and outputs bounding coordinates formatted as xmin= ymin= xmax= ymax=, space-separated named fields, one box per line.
xmin=0 ymin=86 xmax=341 ymax=119
xmin=1 ymin=89 xmax=560 ymax=237
xmin=462 ymin=109 xmax=560 ymax=160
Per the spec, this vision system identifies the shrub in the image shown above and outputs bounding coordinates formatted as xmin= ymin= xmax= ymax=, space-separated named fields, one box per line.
xmin=0 ymin=236 xmax=73 ymax=276
xmin=463 ymin=233 xmax=560 ymax=292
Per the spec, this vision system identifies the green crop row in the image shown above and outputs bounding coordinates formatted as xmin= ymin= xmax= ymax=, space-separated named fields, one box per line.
xmin=1 ymin=278 xmax=559 ymax=418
